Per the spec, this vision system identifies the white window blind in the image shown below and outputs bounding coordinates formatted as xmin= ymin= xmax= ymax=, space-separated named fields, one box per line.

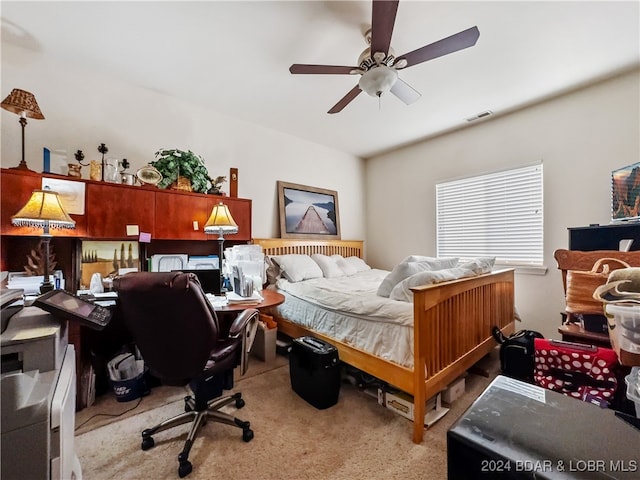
xmin=436 ymin=163 xmax=543 ymax=266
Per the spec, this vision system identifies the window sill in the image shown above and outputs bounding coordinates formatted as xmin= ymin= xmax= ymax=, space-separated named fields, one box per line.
xmin=496 ymin=264 xmax=548 ymax=275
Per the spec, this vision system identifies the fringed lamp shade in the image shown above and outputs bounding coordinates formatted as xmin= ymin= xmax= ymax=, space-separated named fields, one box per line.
xmin=204 ymin=202 xmax=238 ymax=236
xmin=204 ymin=202 xmax=238 ymax=293
xmin=11 ymin=188 xmax=75 ymax=294
xmin=11 ymin=189 xmax=75 ymax=229
xmin=1 ymin=88 xmax=45 ymax=119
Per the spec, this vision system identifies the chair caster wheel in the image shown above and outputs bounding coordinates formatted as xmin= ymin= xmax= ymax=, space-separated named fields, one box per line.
xmin=242 ymin=428 xmax=254 ymax=442
xmin=236 ymin=398 xmax=245 ymax=409
xmin=141 ymin=436 xmax=155 ymax=450
xmin=178 ymin=460 xmax=192 ymax=478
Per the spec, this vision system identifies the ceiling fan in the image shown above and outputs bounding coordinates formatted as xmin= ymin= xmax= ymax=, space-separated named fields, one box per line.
xmin=289 ymin=0 xmax=480 ymax=114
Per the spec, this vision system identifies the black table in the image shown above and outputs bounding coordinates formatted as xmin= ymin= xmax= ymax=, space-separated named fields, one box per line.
xmin=447 ymin=375 xmax=640 ymax=479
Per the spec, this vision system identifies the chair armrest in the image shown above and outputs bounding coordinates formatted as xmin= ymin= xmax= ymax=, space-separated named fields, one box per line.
xmin=228 ymin=308 xmax=260 ymax=338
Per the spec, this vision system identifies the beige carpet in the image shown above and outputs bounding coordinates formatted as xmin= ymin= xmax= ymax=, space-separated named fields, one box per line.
xmin=75 ymin=351 xmax=500 ymax=480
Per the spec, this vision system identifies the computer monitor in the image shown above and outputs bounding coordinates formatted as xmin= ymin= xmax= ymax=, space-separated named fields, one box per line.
xmin=173 ymin=269 xmax=221 ymax=295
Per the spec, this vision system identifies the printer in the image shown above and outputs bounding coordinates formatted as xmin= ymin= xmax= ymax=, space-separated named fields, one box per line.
xmin=1 ymin=306 xmax=82 ymax=480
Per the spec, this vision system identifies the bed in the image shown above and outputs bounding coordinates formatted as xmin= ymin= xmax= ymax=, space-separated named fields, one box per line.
xmin=252 ymin=238 xmax=515 ymax=444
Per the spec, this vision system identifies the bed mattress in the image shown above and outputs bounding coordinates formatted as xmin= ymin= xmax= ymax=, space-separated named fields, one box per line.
xmin=271 ymin=269 xmax=415 ymax=368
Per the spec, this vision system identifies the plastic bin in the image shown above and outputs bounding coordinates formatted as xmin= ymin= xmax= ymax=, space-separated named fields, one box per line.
xmin=605 ymin=304 xmax=640 ymax=353
xmin=625 ymin=367 xmax=640 ymax=418
xmin=289 ymin=336 xmax=340 ymax=409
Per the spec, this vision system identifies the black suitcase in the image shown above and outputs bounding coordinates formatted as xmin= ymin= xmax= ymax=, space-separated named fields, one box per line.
xmin=289 ymin=336 xmax=340 ymax=409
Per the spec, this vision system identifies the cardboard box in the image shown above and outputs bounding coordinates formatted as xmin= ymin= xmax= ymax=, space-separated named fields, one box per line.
xmin=377 ymin=388 xmax=449 ymax=426
xmin=251 ymin=323 xmax=277 ymax=362
xmin=378 ymin=388 xmax=415 ymax=420
xmin=442 ymin=376 xmax=466 ymax=405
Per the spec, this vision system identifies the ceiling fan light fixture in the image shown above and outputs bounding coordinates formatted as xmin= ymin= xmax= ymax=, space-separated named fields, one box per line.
xmin=358 ymin=65 xmax=398 ymax=98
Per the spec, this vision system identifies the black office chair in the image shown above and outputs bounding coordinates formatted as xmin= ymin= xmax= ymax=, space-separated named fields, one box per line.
xmin=113 ymin=271 xmax=259 ymax=478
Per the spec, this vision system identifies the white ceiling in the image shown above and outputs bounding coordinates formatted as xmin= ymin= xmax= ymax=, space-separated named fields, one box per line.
xmin=2 ymin=1 xmax=639 ymax=158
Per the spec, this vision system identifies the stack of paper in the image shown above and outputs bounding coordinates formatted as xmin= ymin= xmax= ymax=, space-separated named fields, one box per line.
xmin=226 ymin=291 xmax=264 ymax=305
xmin=206 ymin=293 xmax=228 ymax=308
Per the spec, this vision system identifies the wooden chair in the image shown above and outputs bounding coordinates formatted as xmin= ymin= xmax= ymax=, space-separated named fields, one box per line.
xmin=554 ymin=249 xmax=640 ymax=295
xmin=554 ymin=249 xmax=640 ymax=365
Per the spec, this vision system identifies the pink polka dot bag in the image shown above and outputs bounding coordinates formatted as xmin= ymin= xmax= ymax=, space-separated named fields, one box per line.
xmin=533 ymin=338 xmax=619 ymax=407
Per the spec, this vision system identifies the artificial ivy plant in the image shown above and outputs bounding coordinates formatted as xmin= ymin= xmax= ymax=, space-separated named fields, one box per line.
xmin=150 ymin=149 xmax=211 ymax=193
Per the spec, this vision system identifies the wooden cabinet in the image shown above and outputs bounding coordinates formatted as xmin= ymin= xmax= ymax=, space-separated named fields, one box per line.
xmin=154 ymin=190 xmax=211 ymax=240
xmin=0 ymin=169 xmax=87 ymax=237
xmin=218 ymin=196 xmax=252 ymax=241
xmin=86 ymin=182 xmax=155 ymax=238
xmin=1 ymin=168 xmax=252 ymax=242
xmin=154 ymin=190 xmax=252 ymax=241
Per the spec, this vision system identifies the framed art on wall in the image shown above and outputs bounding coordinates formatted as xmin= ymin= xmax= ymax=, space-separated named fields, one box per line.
xmin=277 ymin=181 xmax=341 ymax=239
xmin=80 ymin=240 xmax=140 ymax=289
xmin=612 ymin=161 xmax=640 ymax=222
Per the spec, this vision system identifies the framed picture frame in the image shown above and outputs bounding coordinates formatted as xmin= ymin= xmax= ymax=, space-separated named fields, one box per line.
xmin=612 ymin=162 xmax=640 ymax=222
xmin=277 ymin=181 xmax=340 ymax=239
xmin=80 ymin=240 xmax=140 ymax=289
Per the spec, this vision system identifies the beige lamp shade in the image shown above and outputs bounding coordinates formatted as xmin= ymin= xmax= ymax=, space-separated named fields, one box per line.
xmin=204 ymin=202 xmax=238 ymax=235
xmin=1 ymin=88 xmax=45 ymax=119
xmin=11 ymin=189 xmax=76 ymax=229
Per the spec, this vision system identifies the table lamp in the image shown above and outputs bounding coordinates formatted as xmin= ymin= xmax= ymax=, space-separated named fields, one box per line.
xmin=204 ymin=202 xmax=238 ymax=292
xmin=1 ymin=88 xmax=45 ymax=170
xmin=11 ymin=187 xmax=76 ymax=293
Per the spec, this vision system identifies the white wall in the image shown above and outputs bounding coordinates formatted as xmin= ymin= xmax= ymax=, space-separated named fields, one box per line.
xmin=4 ymin=40 xmax=640 ymax=339
xmin=365 ymin=68 xmax=640 ymax=339
xmin=1 ymin=43 xmax=366 ymax=241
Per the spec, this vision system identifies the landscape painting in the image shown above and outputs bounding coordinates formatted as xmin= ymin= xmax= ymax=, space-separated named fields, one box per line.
xmin=80 ymin=240 xmax=140 ymax=289
xmin=278 ymin=181 xmax=340 ymax=239
xmin=612 ymin=162 xmax=640 ymax=222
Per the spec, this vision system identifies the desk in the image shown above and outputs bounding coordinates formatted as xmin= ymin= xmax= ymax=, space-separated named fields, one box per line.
xmin=215 ymin=289 xmax=285 ymax=314
xmin=215 ymin=290 xmax=284 ymax=362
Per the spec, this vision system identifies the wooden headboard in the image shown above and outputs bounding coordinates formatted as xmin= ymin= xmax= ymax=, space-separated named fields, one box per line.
xmin=252 ymin=238 xmax=364 ymax=259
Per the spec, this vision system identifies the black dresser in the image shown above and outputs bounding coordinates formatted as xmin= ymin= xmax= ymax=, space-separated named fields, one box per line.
xmin=569 ymin=223 xmax=640 ymax=251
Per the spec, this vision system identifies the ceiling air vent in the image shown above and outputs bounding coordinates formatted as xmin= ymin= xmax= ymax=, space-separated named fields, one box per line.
xmin=466 ymin=110 xmax=493 ymax=122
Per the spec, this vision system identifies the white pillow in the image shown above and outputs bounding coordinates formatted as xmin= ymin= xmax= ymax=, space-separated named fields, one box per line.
xmin=389 ymin=268 xmax=466 ymax=302
xmin=265 ymin=256 xmax=282 ymax=285
xmin=270 ymin=254 xmax=323 ymax=283
xmin=400 ymin=255 xmax=439 ymax=263
xmin=376 ymin=258 xmax=459 ymax=297
xmin=388 ymin=258 xmax=496 ymax=302
xmin=335 ymin=255 xmax=359 ymax=276
xmin=458 ymin=257 xmax=495 ymax=274
xmin=311 ymin=254 xmax=345 ymax=278
xmin=342 ymin=256 xmax=371 ymax=273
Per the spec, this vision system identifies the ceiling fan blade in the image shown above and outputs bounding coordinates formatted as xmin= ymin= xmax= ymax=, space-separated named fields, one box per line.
xmin=290 ymin=64 xmax=358 ymax=75
xmin=390 ymin=78 xmax=421 ymax=105
xmin=328 ymin=85 xmax=362 ymax=114
xmin=370 ymin=0 xmax=399 ymax=56
xmin=396 ymin=26 xmax=480 ymax=69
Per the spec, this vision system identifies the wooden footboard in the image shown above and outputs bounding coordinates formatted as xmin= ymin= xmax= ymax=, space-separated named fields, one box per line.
xmin=252 ymin=238 xmax=515 ymax=444
xmin=410 ymin=268 xmax=514 ymax=443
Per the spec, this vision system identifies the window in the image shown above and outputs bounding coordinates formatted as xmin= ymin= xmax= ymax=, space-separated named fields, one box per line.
xmin=436 ymin=163 xmax=543 ymax=267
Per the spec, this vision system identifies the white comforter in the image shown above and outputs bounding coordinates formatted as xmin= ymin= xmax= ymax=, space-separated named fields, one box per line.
xmin=274 ymin=269 xmax=413 ymax=327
